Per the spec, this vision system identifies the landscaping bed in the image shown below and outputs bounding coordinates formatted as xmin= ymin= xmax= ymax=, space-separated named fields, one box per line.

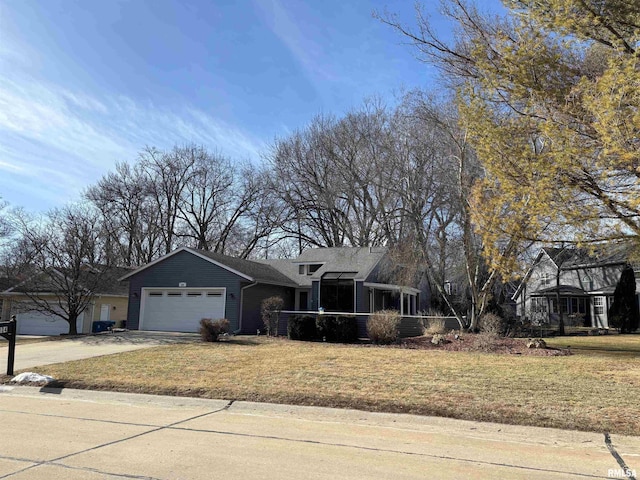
xmin=396 ymin=333 xmax=572 ymax=356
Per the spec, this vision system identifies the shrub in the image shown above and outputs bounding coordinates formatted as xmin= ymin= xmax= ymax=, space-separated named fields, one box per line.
xmin=424 ymin=317 xmax=446 ymax=335
xmin=199 ymin=318 xmax=230 ymax=342
xmin=478 ymin=312 xmax=506 ymax=336
xmin=367 ymin=310 xmax=400 ymax=345
xmin=288 ymin=315 xmax=317 ymax=341
xmin=261 ymin=296 xmax=284 ymax=336
xmin=316 ymin=315 xmax=358 ymax=343
xmin=470 ymin=332 xmax=499 ymax=352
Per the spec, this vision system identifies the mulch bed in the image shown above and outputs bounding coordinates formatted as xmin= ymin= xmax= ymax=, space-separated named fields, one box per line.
xmin=393 ymin=333 xmax=572 ymax=356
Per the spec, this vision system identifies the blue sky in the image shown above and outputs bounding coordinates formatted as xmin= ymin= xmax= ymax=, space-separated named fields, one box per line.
xmin=0 ymin=0 xmax=504 ymax=212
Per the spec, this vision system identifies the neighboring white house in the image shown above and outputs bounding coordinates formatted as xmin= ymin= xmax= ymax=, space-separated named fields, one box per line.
xmin=512 ymin=244 xmax=640 ymax=328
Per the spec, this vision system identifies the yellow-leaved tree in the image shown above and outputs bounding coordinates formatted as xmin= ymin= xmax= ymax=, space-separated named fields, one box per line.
xmin=380 ymin=0 xmax=640 ymax=277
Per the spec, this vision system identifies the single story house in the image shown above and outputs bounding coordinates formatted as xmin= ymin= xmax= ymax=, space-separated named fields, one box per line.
xmin=512 ymin=244 xmax=640 ymax=328
xmin=0 ymin=267 xmax=130 ymax=335
xmin=120 ymin=246 xmax=425 ymax=335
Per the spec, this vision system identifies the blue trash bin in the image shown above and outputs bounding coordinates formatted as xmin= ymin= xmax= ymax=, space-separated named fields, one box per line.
xmin=92 ymin=321 xmax=115 ymax=333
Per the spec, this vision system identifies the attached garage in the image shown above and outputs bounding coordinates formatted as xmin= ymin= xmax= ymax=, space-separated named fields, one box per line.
xmin=139 ymin=288 xmax=226 ymax=332
xmin=16 ymin=309 xmax=84 ymax=336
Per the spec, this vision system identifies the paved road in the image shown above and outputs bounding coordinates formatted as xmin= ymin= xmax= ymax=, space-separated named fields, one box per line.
xmin=0 ymin=387 xmax=637 ymax=479
xmin=0 ymin=332 xmax=200 ymax=372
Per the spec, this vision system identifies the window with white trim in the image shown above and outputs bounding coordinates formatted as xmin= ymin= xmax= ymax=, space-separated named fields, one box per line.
xmin=594 ymin=297 xmax=604 ymax=315
xmin=540 ymin=273 xmax=551 ymax=286
xmin=531 ymin=297 xmax=548 ymax=313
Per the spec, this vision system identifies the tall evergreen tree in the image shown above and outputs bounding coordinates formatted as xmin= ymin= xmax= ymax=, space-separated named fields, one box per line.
xmin=609 ymin=265 xmax=640 ymax=333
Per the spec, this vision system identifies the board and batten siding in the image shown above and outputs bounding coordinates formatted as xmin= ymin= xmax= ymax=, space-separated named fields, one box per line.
xmin=126 ymin=250 xmax=245 ymax=331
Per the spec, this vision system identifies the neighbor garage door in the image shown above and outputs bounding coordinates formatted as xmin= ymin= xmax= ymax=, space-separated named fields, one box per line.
xmin=16 ymin=309 xmax=84 ymax=336
xmin=140 ymin=289 xmax=226 ymax=332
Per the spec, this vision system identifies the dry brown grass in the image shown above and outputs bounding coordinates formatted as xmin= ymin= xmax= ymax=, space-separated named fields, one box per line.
xmin=18 ymin=335 xmax=640 ymax=436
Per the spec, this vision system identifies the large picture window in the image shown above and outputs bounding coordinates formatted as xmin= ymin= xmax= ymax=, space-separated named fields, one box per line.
xmin=320 ymin=273 xmax=356 ymax=312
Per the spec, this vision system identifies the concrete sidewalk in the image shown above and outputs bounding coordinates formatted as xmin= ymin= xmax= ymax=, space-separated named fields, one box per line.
xmin=0 ymin=386 xmax=637 ymax=479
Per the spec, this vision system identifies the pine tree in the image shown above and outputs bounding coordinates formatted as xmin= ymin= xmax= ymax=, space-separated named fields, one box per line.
xmin=608 ymin=266 xmax=640 ymax=333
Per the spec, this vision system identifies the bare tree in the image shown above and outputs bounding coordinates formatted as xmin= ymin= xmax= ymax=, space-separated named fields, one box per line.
xmin=269 ymin=102 xmax=401 ymax=248
xmin=140 ymin=145 xmax=197 ymax=254
xmin=10 ymin=205 xmax=113 ymax=335
xmin=86 ymin=161 xmax=162 ymax=266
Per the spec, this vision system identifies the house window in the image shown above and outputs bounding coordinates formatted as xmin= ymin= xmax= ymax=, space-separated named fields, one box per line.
xmin=578 ymin=297 xmax=586 ymax=314
xmin=594 ymin=297 xmax=604 ymax=315
xmin=308 ymin=264 xmax=321 ymax=274
xmin=560 ymin=298 xmax=569 ymax=314
xmin=187 ymin=292 xmax=202 ymax=297
xmin=206 ymin=292 xmax=222 ymax=297
xmin=541 ymin=273 xmax=551 ymax=286
xmin=299 ymin=264 xmax=322 ymax=275
xmin=444 ymin=282 xmax=458 ymax=296
xmin=571 ymin=297 xmax=578 ymax=314
xmin=531 ymin=297 xmax=548 ymax=313
xmin=167 ymin=292 xmax=183 ymax=297
xmin=149 ymin=292 xmax=163 ymax=297
xmin=320 ymin=274 xmax=355 ymax=312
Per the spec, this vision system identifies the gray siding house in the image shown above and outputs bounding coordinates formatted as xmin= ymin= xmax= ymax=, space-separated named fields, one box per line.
xmin=513 ymin=245 xmax=640 ymax=328
xmin=120 ymin=246 xmax=423 ymax=335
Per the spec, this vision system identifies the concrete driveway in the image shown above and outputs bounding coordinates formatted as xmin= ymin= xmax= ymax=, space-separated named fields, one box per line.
xmin=0 ymin=386 xmax=637 ymax=479
xmin=0 ymin=331 xmax=200 ymax=372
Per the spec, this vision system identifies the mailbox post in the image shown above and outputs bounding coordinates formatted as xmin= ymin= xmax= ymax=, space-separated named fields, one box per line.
xmin=0 ymin=315 xmax=17 ymax=375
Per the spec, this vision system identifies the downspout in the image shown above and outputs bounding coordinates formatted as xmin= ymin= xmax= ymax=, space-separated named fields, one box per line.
xmin=234 ymin=282 xmax=258 ymax=335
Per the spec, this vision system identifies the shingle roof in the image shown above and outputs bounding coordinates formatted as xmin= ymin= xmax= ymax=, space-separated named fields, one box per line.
xmin=258 ymin=247 xmax=388 ymax=287
xmin=543 ymin=241 xmax=636 ymax=269
xmin=193 ymin=249 xmax=298 ymax=286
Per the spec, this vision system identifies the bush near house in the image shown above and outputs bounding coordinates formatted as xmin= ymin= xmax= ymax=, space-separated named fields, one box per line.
xmin=316 ymin=315 xmax=358 ymax=343
xmin=288 ymin=315 xmax=317 ymax=341
xmin=199 ymin=318 xmax=230 ymax=342
xmin=367 ymin=310 xmax=401 ymax=345
xmin=261 ymin=296 xmax=284 ymax=336
xmin=478 ymin=312 xmax=507 ymax=336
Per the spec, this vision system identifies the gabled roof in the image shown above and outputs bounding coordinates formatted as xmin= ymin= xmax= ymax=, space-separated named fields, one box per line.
xmin=513 ymin=240 xmax=638 ymax=300
xmin=542 ymin=243 xmax=633 ymax=269
xmin=119 ymin=246 xmax=392 ymax=289
xmin=195 ymin=249 xmax=297 ymax=286
xmin=259 ymin=247 xmax=387 ymax=287
xmin=119 ymin=247 xmax=298 ymax=287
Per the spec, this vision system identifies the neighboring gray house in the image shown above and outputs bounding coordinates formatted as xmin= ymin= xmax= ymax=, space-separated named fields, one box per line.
xmin=120 ymin=246 xmax=423 ymax=335
xmin=512 ymin=244 xmax=640 ymax=328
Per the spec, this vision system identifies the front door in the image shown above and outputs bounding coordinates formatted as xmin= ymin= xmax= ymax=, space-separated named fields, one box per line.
xmin=298 ymin=291 xmax=309 ymax=311
xmin=100 ymin=304 xmax=111 ymax=321
xmin=591 ymin=296 xmax=607 ymax=328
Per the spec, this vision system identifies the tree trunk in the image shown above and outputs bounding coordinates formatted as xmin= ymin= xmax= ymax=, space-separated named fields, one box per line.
xmin=556 ymin=268 xmax=565 ymax=336
xmin=67 ymin=315 xmax=79 ymax=335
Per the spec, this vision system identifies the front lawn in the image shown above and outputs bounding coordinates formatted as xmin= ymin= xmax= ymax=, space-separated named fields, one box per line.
xmin=9 ymin=335 xmax=640 ymax=435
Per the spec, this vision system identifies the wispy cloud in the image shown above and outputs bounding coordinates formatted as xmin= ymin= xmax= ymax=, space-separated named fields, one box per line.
xmin=254 ymin=0 xmax=337 ymax=83
xmin=0 ymin=72 xmax=266 ymax=211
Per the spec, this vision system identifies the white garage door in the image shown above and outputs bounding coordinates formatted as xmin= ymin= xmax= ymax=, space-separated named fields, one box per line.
xmin=140 ymin=289 xmax=226 ymax=332
xmin=17 ymin=309 xmax=84 ymax=336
